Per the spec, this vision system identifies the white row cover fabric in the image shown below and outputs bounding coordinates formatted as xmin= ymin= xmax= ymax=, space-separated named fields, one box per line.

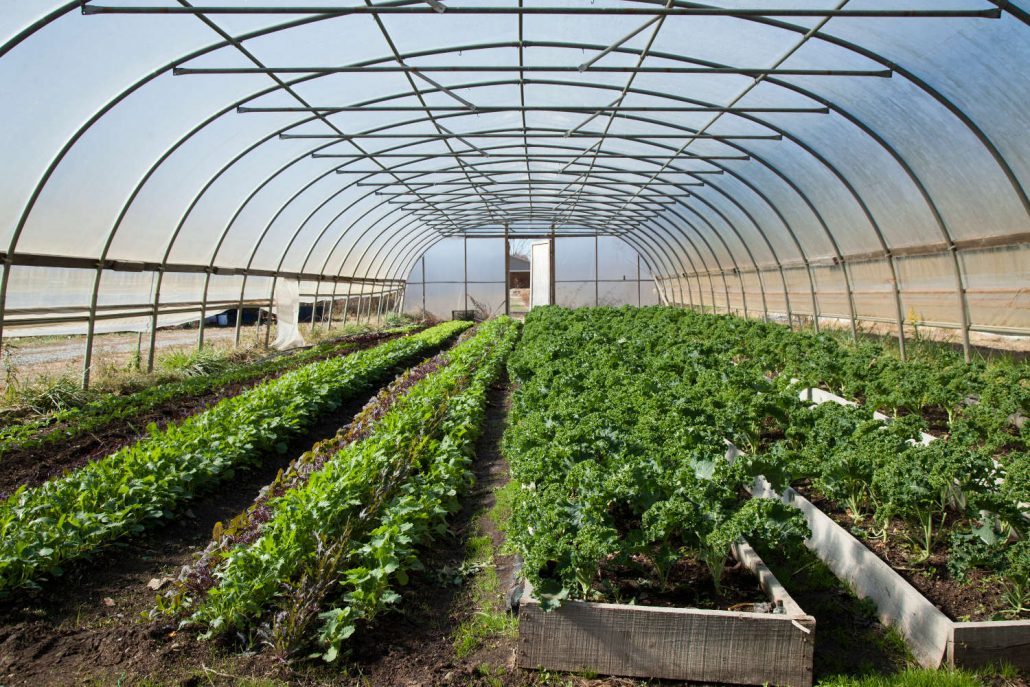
xmin=0 ymin=1 xmax=1027 ymax=339
xmin=271 ymin=278 xmax=306 ymax=350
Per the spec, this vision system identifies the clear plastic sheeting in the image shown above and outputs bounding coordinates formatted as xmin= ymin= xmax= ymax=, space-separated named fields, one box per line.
xmin=0 ymin=0 xmax=1026 ymax=372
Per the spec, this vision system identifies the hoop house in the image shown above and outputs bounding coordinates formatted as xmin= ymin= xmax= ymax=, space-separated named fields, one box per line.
xmin=0 ymin=1 xmax=1027 ymax=386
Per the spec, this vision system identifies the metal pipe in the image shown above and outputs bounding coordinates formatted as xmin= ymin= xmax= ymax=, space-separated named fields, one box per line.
xmin=87 ymin=4 xmax=1000 ymax=18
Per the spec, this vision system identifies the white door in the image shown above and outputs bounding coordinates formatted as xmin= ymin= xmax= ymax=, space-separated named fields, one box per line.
xmin=529 ymin=240 xmax=551 ymax=308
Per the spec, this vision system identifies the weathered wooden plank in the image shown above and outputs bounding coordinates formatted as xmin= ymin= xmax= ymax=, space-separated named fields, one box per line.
xmin=518 ymin=543 xmax=815 ymax=686
xmin=519 ymin=595 xmax=813 ymax=686
xmin=732 ymin=539 xmax=807 ymax=618
xmin=950 ymin=621 xmax=1030 ymax=670
xmin=752 ymin=478 xmax=1030 ymax=670
xmin=751 ymin=478 xmax=951 ymax=668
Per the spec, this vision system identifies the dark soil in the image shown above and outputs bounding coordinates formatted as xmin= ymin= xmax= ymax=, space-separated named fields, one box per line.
xmin=0 ymin=332 xmax=404 ymax=498
xmin=797 ymin=485 xmax=1023 ymax=622
xmin=589 ymin=556 xmax=768 ymax=610
xmin=0 ymin=384 xmax=381 ymax=686
xmin=0 ymin=334 xmax=463 ymax=687
xmin=335 ymin=381 xmax=695 ymax=687
xmin=892 ymin=403 xmax=952 ymax=435
xmin=751 ymin=540 xmax=910 ymax=680
xmin=339 ymin=376 xmax=520 ymax=686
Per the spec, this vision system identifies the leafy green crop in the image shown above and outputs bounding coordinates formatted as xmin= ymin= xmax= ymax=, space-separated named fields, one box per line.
xmin=176 ymin=317 xmax=520 ymax=660
xmin=0 ymin=327 xmax=418 ymax=460
xmin=504 ymin=307 xmax=809 ymax=608
xmin=0 ymin=321 xmax=468 ymax=594
xmin=504 ymin=306 xmax=1027 ymax=616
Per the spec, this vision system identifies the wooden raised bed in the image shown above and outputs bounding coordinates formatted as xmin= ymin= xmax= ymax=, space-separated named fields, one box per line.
xmin=516 ymin=539 xmax=816 ymax=687
xmin=751 ymin=477 xmax=1030 ymax=670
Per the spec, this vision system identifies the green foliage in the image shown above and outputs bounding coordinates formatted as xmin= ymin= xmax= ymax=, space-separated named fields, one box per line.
xmin=452 ymin=531 xmax=518 ymax=659
xmin=0 ymin=322 xmax=469 ymax=594
xmin=816 ymin=667 xmax=986 ymax=687
xmin=504 ymin=307 xmax=810 ymax=605
xmin=505 ymin=306 xmax=1027 ymax=616
xmin=159 ymin=347 xmax=239 ymax=378
xmin=179 ymin=318 xmax=520 ymax=660
xmin=2 ymin=373 xmax=94 ymax=415
xmin=0 ymin=329 xmax=412 ymax=458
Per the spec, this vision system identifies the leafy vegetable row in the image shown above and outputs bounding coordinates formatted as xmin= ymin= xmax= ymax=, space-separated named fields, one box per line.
xmin=662 ymin=310 xmax=1026 ymax=453
xmin=779 ymin=400 xmax=1028 ymax=618
xmin=0 ymin=327 xmax=418 ymax=458
xmin=504 ymin=306 xmax=1027 ymax=618
xmin=0 ymin=321 xmax=469 ymax=595
xmin=164 ymin=316 xmax=519 ymax=661
xmin=503 ymin=307 xmax=809 ymax=609
xmin=617 ymin=307 xmax=1027 ymax=617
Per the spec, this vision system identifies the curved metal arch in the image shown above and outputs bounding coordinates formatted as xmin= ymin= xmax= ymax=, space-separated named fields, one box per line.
xmin=392 ymin=208 xmax=703 ymax=312
xmin=191 ymin=125 xmax=795 ymax=341
xmin=383 ymin=229 xmax=673 ymax=318
xmin=759 ymin=73 xmax=974 ymax=357
xmin=361 ymin=173 xmax=696 ymax=300
xmin=293 ymin=134 xmax=801 ymax=323
xmin=239 ymin=136 xmax=737 ymax=302
xmin=322 ymin=185 xmax=684 ymax=306
xmin=8 ymin=8 xmax=1023 ymax=266
xmin=0 ymin=30 xmax=916 ymax=272
xmin=0 ymin=6 xmax=357 ymax=348
xmin=295 ymin=11 xmax=1027 ymax=329
xmin=380 ymin=217 xmax=689 ymax=316
xmin=225 ymin=143 xmax=700 ymax=337
xmin=309 ymin=154 xmax=718 ymax=312
xmin=289 ymin=154 xmax=709 ymax=307
xmin=349 ymin=210 xmax=668 ymax=317
xmin=2 ymin=6 xmax=1021 ymax=360
xmin=278 ymin=75 xmax=862 ymax=333
xmin=284 ymin=132 xmax=783 ymax=309
xmin=301 ymin=104 xmax=827 ymax=321
xmin=181 ymin=76 xmax=903 ymax=343
xmin=0 ymin=38 xmax=844 ymax=341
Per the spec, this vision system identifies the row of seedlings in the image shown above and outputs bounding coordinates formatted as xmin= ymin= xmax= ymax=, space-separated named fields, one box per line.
xmin=0 ymin=326 xmax=419 ymax=458
xmin=159 ymin=316 xmax=521 ymax=662
xmin=0 ymin=321 xmax=470 ymax=594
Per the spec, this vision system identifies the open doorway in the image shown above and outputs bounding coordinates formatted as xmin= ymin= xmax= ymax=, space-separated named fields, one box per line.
xmin=507 ymin=251 xmax=530 ymax=314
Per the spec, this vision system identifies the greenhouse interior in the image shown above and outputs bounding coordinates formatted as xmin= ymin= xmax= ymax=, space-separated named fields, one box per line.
xmin=0 ymin=2 xmax=1027 ymax=686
